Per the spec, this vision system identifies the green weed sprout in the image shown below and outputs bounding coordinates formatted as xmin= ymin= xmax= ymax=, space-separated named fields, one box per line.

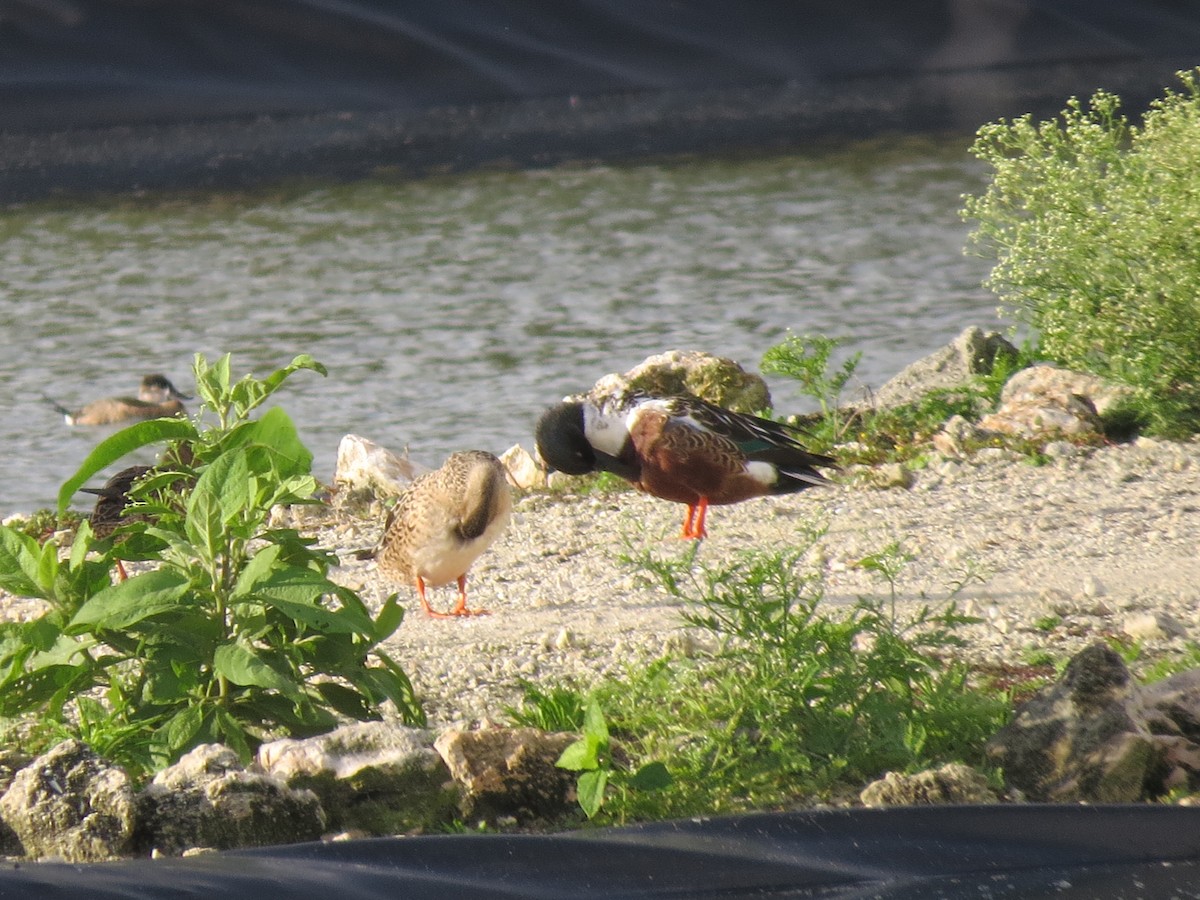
xmin=556 ymin=696 xmax=671 ymax=821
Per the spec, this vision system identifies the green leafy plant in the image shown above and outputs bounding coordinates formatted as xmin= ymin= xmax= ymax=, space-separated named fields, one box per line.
xmin=1139 ymin=642 xmax=1200 ymax=683
xmin=665 ymin=545 xmax=998 ymax=781
xmin=1 ymin=509 xmax=83 ymax=544
xmin=523 ymin=532 xmax=1008 ymax=824
xmin=0 ymin=353 xmax=421 ymax=778
xmin=964 ymin=69 xmax=1200 ymax=435
xmin=555 ymin=696 xmax=671 ymax=821
xmin=761 ymin=333 xmax=861 ymax=445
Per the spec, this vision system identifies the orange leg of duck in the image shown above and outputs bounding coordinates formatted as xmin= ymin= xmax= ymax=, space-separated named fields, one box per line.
xmin=679 ymin=496 xmax=711 ymax=540
xmin=416 ymin=575 xmax=490 ymax=619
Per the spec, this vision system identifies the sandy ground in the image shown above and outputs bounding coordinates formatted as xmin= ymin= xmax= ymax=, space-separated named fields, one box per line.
xmin=3 ymin=435 xmax=1195 ymax=729
xmin=314 ymin=435 xmax=1200 ymax=727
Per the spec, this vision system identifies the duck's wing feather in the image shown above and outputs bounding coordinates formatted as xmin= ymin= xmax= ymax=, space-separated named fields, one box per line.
xmin=645 ymin=392 xmax=834 ymax=464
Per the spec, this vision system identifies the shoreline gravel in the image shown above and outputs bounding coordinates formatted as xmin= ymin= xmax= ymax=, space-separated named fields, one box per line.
xmin=319 ymin=434 xmax=1200 ymax=728
xmin=3 ymin=435 xmax=1196 ymax=731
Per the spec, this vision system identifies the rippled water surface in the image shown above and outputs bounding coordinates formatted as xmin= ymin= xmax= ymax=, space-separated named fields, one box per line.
xmin=1 ymin=135 xmax=1000 ymax=515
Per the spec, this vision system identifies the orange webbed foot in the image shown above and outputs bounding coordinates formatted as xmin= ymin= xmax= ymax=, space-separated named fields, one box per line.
xmin=417 ymin=575 xmax=491 ymax=618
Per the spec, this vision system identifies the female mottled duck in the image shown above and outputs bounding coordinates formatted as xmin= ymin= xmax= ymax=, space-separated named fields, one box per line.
xmin=375 ymin=450 xmax=511 ymax=619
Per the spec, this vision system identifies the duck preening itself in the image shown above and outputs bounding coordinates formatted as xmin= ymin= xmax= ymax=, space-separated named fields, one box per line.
xmin=535 ymin=389 xmax=836 ymax=539
xmin=375 ymin=450 xmax=512 ymax=619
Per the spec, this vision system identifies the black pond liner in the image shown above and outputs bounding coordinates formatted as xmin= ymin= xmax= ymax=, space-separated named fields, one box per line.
xmin=3 ymin=0 xmax=1200 ymax=200
xmin=2 ymin=804 xmax=1200 ymax=899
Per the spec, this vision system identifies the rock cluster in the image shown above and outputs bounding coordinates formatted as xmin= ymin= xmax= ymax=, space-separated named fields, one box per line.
xmin=10 ymin=638 xmax=1200 ymax=861
xmin=977 ymin=364 xmax=1131 ymax=438
xmin=584 ymin=349 xmax=771 ymax=412
xmin=0 ymin=724 xmax=581 ymax=861
xmin=869 ymin=326 xmax=1016 ymax=409
xmin=987 ymin=644 xmax=1200 ymax=803
xmin=860 ymin=762 xmax=997 ymax=807
xmin=0 ymin=740 xmax=134 ymax=862
xmin=333 ymin=434 xmax=425 ymax=500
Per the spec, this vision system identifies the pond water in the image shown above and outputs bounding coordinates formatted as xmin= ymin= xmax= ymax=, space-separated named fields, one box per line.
xmin=0 ymin=134 xmax=1002 ymax=516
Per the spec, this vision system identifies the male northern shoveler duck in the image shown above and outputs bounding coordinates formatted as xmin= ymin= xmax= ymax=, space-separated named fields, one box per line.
xmin=535 ymin=389 xmax=836 ymax=539
xmin=48 ymin=374 xmax=191 ymax=426
xmin=375 ymin=450 xmax=512 ymax=619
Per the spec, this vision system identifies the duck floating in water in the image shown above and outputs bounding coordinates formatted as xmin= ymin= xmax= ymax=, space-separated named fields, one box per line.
xmin=535 ymin=388 xmax=836 ymax=539
xmin=49 ymin=374 xmax=191 ymax=426
xmin=375 ymin=450 xmax=512 ymax=619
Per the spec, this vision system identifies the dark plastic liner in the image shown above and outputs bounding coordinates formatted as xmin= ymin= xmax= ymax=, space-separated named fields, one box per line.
xmin=3 ymin=805 xmax=1200 ymax=899
xmin=3 ymin=0 xmax=1200 ymax=199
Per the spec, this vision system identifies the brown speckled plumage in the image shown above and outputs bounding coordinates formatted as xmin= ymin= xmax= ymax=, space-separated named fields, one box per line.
xmin=81 ymin=464 xmax=154 ymax=580
xmin=376 ymin=450 xmax=512 ymax=618
xmin=83 ymin=465 xmax=154 ymax=540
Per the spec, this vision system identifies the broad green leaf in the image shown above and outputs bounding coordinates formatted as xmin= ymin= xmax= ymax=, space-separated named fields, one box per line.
xmin=213 ymin=419 xmax=261 ymax=453
xmin=372 ymin=594 xmax=405 ymax=644
xmin=253 ymin=472 xmax=318 ymax=512
xmin=254 ymin=406 xmax=310 ymax=457
xmin=254 ymin=593 xmax=366 ymax=635
xmin=288 ymin=622 xmax=342 ymax=655
xmin=143 ymin=665 xmax=187 ymax=704
xmin=232 ymin=543 xmax=283 ymax=597
xmin=576 ymin=769 xmax=608 ymax=819
xmin=629 ymin=761 xmax=673 ymax=792
xmin=0 ymin=665 xmax=94 ymax=717
xmin=22 ymin=616 xmax=65 ymax=654
xmin=260 ymin=355 xmax=327 ymax=399
xmin=556 ymin=734 xmax=601 ymax=771
xmin=28 ymin=631 xmax=100 ymax=669
xmin=70 ymin=568 xmax=191 ymax=630
xmin=207 ymin=450 xmax=253 ymax=523
xmin=184 ymin=449 xmax=251 ymax=559
xmin=212 ymin=707 xmax=252 ymax=763
xmin=213 ymin=642 xmax=302 ymax=700
xmin=315 ymin=682 xmax=377 ymax=720
xmin=35 ymin=537 xmax=59 ymax=595
xmin=57 ymin=417 xmax=197 ymax=513
xmin=244 ymin=690 xmax=322 ymax=728
xmin=162 ymin=704 xmax=207 ymax=757
xmin=582 ymin=697 xmax=609 ymax=743
xmin=109 ymin=530 xmax=169 ymax=562
xmin=0 ymin=527 xmax=47 ymax=599
xmin=69 ymin=519 xmax=94 ymax=570
xmin=362 ymin=653 xmax=425 ymax=725
xmin=225 ymin=355 xmax=326 ymax=421
xmin=246 ymin=567 xmax=373 ymax=634
xmin=243 ymin=408 xmax=313 ymax=479
xmin=195 ymin=352 xmax=232 ymax=412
